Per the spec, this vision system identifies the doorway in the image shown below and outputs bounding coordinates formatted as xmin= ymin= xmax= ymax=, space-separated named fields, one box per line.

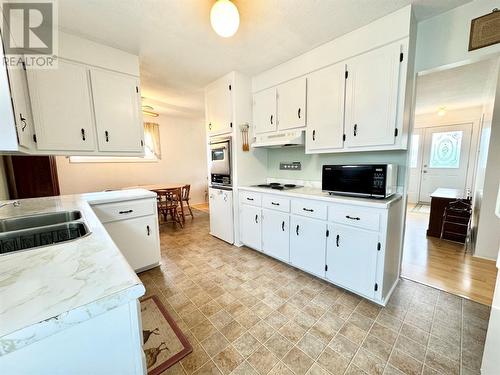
xmin=402 ymin=57 xmax=499 ymax=305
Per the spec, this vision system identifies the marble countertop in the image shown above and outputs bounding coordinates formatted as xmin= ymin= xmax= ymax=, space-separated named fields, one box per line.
xmin=0 ymin=189 xmax=154 ymax=355
xmin=238 ymin=186 xmax=401 ymax=208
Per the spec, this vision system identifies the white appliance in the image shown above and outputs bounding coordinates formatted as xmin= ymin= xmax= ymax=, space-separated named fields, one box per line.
xmin=252 ymin=129 xmax=305 ymax=148
xmin=208 ymin=187 xmax=234 ymax=244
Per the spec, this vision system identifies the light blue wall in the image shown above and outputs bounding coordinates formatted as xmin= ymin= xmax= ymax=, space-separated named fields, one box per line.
xmin=267 ymin=147 xmax=408 ymax=186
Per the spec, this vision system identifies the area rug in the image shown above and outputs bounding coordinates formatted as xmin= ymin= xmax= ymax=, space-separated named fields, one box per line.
xmin=141 ymin=295 xmax=192 ymax=375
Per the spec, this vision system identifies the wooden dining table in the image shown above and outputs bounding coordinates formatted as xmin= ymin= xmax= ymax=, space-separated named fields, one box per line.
xmin=124 ymin=183 xmax=187 ymax=221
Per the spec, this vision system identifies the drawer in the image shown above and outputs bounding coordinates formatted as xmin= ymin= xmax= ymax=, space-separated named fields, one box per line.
xmin=262 ymin=194 xmax=290 ymax=212
xmin=92 ymin=198 xmax=156 ymax=223
xmin=291 ymin=198 xmax=327 ymax=220
xmin=239 ymin=191 xmax=262 ymax=206
xmin=328 ymin=205 xmax=380 ymax=231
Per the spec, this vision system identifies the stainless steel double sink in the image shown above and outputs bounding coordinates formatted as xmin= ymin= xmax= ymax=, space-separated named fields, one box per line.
xmin=0 ymin=211 xmax=90 ymax=255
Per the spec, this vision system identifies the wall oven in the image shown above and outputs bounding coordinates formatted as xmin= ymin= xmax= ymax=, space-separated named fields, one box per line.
xmin=210 ymin=138 xmax=232 ymax=187
xmin=322 ymin=164 xmax=397 ymax=199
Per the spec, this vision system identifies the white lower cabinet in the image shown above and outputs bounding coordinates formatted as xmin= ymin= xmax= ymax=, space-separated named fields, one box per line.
xmin=209 ymin=188 xmax=234 ymax=244
xmin=290 ymin=215 xmax=327 ymax=278
xmin=326 ymin=224 xmax=379 ymax=299
xmin=262 ymin=209 xmax=289 ymax=262
xmin=239 ymin=204 xmax=262 ymax=251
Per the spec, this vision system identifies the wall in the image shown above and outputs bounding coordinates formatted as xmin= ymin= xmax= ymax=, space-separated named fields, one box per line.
xmin=0 ymin=160 xmax=9 ymax=200
xmin=267 ymin=148 xmax=407 ymax=186
xmin=56 ymin=115 xmax=208 ymax=204
xmin=416 ymin=0 xmax=500 ymax=73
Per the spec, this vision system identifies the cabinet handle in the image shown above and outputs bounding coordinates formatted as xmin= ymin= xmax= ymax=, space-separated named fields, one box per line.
xmin=346 ymin=215 xmax=360 ymax=221
xmin=270 ymin=115 xmax=273 ymax=125
xmin=296 ymin=225 xmax=299 ymax=235
xmin=303 ymin=208 xmax=314 ymax=212
xmin=246 ymin=197 xmax=254 ymax=201
xmin=19 ymin=113 xmax=27 ymax=131
xmin=209 ymin=123 xmax=212 ymax=130
xmin=298 ymin=108 xmax=301 ymax=119
xmin=353 ymin=124 xmax=357 ymax=136
xmin=282 ymin=221 xmax=285 ymax=231
xmin=81 ymin=128 xmax=86 ymax=141
xmin=255 ymin=214 xmax=259 ymax=224
xmin=336 ymin=234 xmax=340 ymax=247
xmin=119 ymin=209 xmax=133 ymax=214
xmin=146 ymin=225 xmax=150 ymax=236
xmin=312 ymin=130 xmax=316 ymax=141
xmin=271 ymin=202 xmax=280 ymax=206
xmin=105 ymin=130 xmax=109 ymax=142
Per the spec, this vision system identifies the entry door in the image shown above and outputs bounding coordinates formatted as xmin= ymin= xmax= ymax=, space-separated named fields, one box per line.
xmin=418 ymin=124 xmax=473 ymax=203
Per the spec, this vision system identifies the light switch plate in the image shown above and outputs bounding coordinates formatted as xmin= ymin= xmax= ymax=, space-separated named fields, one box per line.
xmin=280 ymin=161 xmax=301 ymax=171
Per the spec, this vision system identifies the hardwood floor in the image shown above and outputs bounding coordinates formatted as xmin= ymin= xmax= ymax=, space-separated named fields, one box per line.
xmin=401 ymin=205 xmax=497 ymax=306
xmin=192 ymin=202 xmax=209 ymax=213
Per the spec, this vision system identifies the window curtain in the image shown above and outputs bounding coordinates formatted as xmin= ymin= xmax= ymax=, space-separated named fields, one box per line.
xmin=144 ymin=122 xmax=161 ymax=159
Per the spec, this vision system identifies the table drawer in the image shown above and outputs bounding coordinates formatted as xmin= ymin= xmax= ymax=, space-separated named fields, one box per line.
xmin=291 ymin=198 xmax=327 ymax=220
xmin=262 ymin=194 xmax=290 ymax=212
xmin=328 ymin=205 xmax=380 ymax=231
xmin=239 ymin=191 xmax=262 ymax=206
xmin=92 ymin=198 xmax=156 ymax=223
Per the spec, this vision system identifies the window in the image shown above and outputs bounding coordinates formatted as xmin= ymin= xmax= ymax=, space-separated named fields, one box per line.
xmin=429 ymin=130 xmax=463 ymax=169
xmin=70 ymin=123 xmax=161 ymax=163
xmin=409 ymin=134 xmax=419 ymax=169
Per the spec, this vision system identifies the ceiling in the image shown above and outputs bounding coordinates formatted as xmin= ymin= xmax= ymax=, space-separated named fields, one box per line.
xmin=58 ymin=0 xmax=471 ymax=117
xmin=415 ymin=58 xmax=499 ymax=115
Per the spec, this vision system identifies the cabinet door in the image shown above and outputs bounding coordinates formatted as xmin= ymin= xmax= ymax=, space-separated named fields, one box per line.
xmin=326 ymin=224 xmax=379 ymax=298
xmin=206 ymin=78 xmax=233 ymax=135
xmin=253 ymin=87 xmax=276 ymax=134
xmin=27 ymin=59 xmax=96 ymax=151
xmin=277 ymin=77 xmax=306 ymax=131
xmin=104 ymin=215 xmax=160 ymax=272
xmin=209 ymin=188 xmax=234 ymax=243
xmin=262 ymin=209 xmax=289 ymax=262
xmin=344 ymin=42 xmax=401 ymax=148
xmin=239 ymin=204 xmax=262 ymax=251
xmin=90 ymin=69 xmax=143 ymax=152
xmin=306 ymin=63 xmax=345 ymax=152
xmin=290 ymin=216 xmax=326 ymax=277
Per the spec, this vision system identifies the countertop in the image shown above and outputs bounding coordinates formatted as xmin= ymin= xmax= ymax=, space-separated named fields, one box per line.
xmin=0 ymin=189 xmax=154 ymax=355
xmin=430 ymin=188 xmax=464 ymax=199
xmin=238 ymin=186 xmax=401 ymax=208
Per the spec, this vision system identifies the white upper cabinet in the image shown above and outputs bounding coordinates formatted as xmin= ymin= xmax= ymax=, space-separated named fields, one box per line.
xmin=253 ymin=87 xmax=276 ymax=134
xmin=27 ymin=59 xmax=96 ymax=151
xmin=326 ymin=223 xmax=379 ymax=299
xmin=90 ymin=69 xmax=143 ymax=152
xmin=344 ymin=42 xmax=402 ymax=148
xmin=306 ymin=63 xmax=346 ymax=153
xmin=277 ymin=77 xmax=306 ymax=131
xmin=206 ymin=77 xmax=233 ymax=135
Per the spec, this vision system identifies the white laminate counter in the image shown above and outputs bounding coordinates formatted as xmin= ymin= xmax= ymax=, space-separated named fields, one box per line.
xmin=0 ymin=189 xmax=154 ymax=355
xmin=238 ymin=186 xmax=402 ymax=208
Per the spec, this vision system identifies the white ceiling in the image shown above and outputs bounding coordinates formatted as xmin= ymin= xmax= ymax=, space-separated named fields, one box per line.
xmin=58 ymin=0 xmax=471 ymax=117
xmin=415 ymin=58 xmax=498 ymax=115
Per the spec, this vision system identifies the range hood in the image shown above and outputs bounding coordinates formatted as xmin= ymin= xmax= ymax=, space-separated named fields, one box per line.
xmin=252 ymin=130 xmax=305 ymax=148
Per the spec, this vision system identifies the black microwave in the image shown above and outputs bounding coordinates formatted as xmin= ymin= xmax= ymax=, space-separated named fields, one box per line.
xmin=322 ymin=164 xmax=397 ymax=199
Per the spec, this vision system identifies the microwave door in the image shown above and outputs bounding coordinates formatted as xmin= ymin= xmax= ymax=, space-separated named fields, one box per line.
xmin=326 ymin=166 xmax=374 ymax=196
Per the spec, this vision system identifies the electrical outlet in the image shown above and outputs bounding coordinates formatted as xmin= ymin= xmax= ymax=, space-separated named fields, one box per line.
xmin=280 ymin=161 xmax=301 ymax=171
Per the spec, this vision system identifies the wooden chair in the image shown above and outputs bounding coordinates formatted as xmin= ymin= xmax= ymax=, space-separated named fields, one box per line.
xmin=181 ymin=184 xmax=193 ymax=220
xmin=157 ymin=188 xmax=183 ymax=228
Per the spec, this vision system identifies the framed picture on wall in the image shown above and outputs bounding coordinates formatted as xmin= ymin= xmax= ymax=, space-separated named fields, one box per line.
xmin=469 ymin=8 xmax=500 ymax=51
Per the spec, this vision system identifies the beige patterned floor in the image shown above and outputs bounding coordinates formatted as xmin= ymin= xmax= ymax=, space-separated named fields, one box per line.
xmin=139 ymin=210 xmax=490 ymax=375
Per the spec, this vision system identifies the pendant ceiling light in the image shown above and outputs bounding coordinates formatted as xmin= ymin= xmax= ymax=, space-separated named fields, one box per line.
xmin=210 ymin=0 xmax=240 ymax=38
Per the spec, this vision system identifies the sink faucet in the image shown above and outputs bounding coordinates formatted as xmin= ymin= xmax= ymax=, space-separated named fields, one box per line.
xmin=0 ymin=200 xmax=21 ymax=209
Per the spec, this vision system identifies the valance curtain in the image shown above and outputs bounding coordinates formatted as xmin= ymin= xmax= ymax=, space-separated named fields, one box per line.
xmin=144 ymin=122 xmax=161 ymax=159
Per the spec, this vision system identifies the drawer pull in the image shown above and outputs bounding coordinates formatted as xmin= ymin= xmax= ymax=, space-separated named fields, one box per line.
xmin=282 ymin=221 xmax=285 ymax=231
xmin=246 ymin=197 xmax=254 ymax=201
xmin=119 ymin=209 xmax=134 ymax=214
xmin=336 ymin=234 xmax=340 ymax=247
xmin=346 ymin=215 xmax=360 ymax=221
xmin=146 ymin=225 xmax=150 ymax=236
xmin=255 ymin=214 xmax=259 ymax=224
xmin=303 ymin=208 xmax=314 ymax=212
xmin=296 ymin=225 xmax=299 ymax=235
xmin=271 ymin=202 xmax=280 ymax=206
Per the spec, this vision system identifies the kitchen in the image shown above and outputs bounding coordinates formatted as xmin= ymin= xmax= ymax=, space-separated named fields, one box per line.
xmin=1 ymin=1 xmax=500 ymax=375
